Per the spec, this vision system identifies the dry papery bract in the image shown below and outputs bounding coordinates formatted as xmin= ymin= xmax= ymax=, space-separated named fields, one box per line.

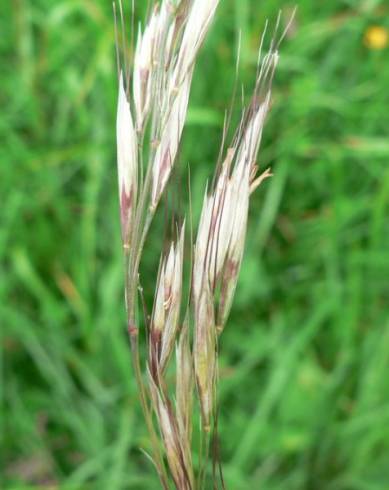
xmin=114 ymin=0 xmax=282 ymax=488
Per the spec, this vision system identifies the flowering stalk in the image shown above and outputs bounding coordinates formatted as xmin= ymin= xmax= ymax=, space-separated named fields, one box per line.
xmin=114 ymin=1 xmax=284 ymax=488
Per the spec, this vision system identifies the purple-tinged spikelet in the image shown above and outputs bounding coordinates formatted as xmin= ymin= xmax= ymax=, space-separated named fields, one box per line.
xmin=149 ymin=223 xmax=185 ymax=374
xmin=116 ymin=73 xmax=137 ymax=246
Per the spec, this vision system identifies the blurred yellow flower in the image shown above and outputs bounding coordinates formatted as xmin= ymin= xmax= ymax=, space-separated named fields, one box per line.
xmin=364 ymin=25 xmax=388 ymax=50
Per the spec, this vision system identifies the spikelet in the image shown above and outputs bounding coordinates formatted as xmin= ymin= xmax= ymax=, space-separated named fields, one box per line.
xmin=149 ymin=223 xmax=185 ymax=374
xmin=116 ymin=73 xmax=137 ymax=247
xmin=133 ymin=8 xmax=159 ymax=131
xmin=149 ymin=373 xmax=193 ymax=490
xmin=151 ymin=75 xmax=192 ymax=209
xmin=215 ymin=161 xmax=250 ymax=331
xmin=192 ymin=149 xmax=235 ymax=300
xmin=150 ymin=0 xmax=220 ymax=210
xmin=133 ymin=1 xmax=182 ymax=132
xmin=216 ymin=51 xmax=278 ymax=330
xmin=192 ymin=49 xmax=279 ymax=337
xmin=172 ymin=0 xmax=220 ymax=89
xmin=193 ymin=276 xmax=216 ymax=432
xmin=175 ymin=318 xmax=194 ymax=485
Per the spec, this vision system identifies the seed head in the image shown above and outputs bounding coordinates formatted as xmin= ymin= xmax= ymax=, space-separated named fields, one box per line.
xmin=115 ymin=2 xmax=284 ymax=484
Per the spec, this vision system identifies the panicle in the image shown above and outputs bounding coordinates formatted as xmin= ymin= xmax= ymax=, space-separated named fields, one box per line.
xmin=116 ymin=72 xmax=138 ymax=246
xmin=115 ymin=0 xmax=284 ymax=483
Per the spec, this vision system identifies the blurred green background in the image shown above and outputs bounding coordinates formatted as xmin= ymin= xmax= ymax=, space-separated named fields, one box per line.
xmin=2 ymin=0 xmax=389 ymax=488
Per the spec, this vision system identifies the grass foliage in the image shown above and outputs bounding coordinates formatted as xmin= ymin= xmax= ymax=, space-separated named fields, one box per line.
xmin=2 ymin=0 xmax=389 ymax=488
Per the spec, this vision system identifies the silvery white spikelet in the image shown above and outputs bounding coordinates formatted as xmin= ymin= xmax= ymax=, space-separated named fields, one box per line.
xmin=173 ymin=0 xmax=220 ymax=88
xmin=133 ymin=10 xmax=159 ymax=131
xmin=151 ymin=74 xmax=192 ymax=209
xmin=150 ymin=0 xmax=220 ymax=210
xmin=116 ymin=73 xmax=137 ymax=246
